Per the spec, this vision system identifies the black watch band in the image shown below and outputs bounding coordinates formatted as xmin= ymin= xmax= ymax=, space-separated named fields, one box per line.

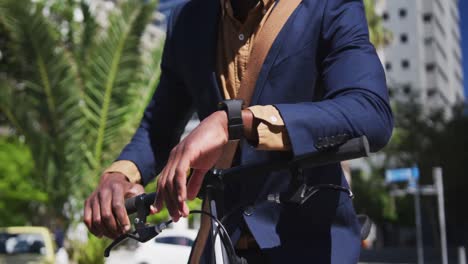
xmin=217 ymin=99 xmax=244 ymax=141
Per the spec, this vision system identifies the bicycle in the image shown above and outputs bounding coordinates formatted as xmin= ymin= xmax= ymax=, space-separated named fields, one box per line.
xmin=104 ymin=136 xmax=373 ymax=263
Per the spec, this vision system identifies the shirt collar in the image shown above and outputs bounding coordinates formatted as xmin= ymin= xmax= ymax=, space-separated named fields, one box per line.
xmin=220 ymin=0 xmax=274 ymax=17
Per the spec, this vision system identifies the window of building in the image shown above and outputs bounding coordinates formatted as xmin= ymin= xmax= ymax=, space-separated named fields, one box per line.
xmin=385 ymin=62 xmax=392 ymax=71
xmin=400 ymin=34 xmax=408 ymax=44
xmin=423 ymin=13 xmax=432 ymax=23
xmin=403 ymin=84 xmax=412 ymax=95
xmin=382 ymin=12 xmax=389 ymax=21
xmin=399 ymin=8 xmax=407 ymax=18
xmin=401 ymin=59 xmax=410 ymax=69
xmin=426 ymin=63 xmax=436 ymax=72
xmin=424 ymin=37 xmax=433 ymax=46
xmin=427 ymin=88 xmax=437 ymax=97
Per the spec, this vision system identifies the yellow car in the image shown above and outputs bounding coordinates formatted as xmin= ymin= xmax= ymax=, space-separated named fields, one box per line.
xmin=0 ymin=226 xmax=55 ymax=264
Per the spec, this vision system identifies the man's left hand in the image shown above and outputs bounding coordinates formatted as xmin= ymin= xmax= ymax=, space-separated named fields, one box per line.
xmin=154 ymin=110 xmax=229 ymax=221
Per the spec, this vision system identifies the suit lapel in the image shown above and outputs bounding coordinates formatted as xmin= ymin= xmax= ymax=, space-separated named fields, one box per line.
xmin=248 ymin=0 xmax=303 ymax=106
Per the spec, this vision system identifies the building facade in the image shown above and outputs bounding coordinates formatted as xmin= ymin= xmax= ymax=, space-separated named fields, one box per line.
xmin=376 ymin=0 xmax=464 ymax=111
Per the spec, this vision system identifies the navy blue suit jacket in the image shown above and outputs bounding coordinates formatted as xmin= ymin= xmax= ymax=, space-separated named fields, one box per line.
xmin=117 ymin=0 xmax=393 ymax=262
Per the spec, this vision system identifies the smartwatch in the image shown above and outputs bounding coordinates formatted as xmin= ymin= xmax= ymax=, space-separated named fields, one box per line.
xmin=217 ymin=99 xmax=244 ymax=140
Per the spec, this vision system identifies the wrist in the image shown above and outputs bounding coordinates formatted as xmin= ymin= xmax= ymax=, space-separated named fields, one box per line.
xmin=215 ymin=109 xmax=255 ymax=142
xmin=214 ymin=110 xmax=229 ymax=143
xmin=101 ymin=171 xmax=129 ymax=183
xmin=242 ymin=109 xmax=256 ymax=141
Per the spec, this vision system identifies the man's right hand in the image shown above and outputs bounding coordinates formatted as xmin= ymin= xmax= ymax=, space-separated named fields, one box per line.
xmin=84 ymin=172 xmax=145 ymax=239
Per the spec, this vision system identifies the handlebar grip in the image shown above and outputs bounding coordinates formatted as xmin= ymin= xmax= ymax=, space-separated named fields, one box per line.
xmin=221 ymin=136 xmax=370 ymax=180
xmin=125 ymin=192 xmax=156 ymax=215
xmin=294 ymin=135 xmax=370 ymax=167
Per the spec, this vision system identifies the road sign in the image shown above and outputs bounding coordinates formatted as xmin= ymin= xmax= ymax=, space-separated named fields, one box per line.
xmin=385 ymin=167 xmax=419 ymax=183
xmin=386 ymin=167 xmax=448 ymax=264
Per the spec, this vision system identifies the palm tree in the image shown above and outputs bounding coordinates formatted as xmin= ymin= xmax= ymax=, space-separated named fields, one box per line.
xmin=0 ymin=0 xmax=162 ymax=223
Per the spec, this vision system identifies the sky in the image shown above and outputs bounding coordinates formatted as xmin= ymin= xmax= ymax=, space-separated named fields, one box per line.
xmin=461 ymin=1 xmax=468 ymax=97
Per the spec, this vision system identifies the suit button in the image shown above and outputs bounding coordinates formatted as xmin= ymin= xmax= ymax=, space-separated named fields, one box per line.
xmin=244 ymin=206 xmax=254 ymax=216
xmin=323 ymin=137 xmax=329 ymax=148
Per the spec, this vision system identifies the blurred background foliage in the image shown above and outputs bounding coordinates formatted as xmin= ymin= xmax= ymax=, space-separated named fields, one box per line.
xmin=0 ymin=137 xmax=48 ymax=226
xmin=352 ymin=84 xmax=468 ymax=246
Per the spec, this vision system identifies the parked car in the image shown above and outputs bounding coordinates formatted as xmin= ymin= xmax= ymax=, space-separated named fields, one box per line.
xmin=133 ymin=228 xmax=198 ymax=264
xmin=0 ymin=226 xmax=56 ymax=264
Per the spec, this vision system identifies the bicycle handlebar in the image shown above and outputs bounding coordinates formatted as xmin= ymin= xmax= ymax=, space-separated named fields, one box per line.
xmin=125 ymin=192 xmax=156 ymax=215
xmin=124 ymin=136 xmax=370 ymax=214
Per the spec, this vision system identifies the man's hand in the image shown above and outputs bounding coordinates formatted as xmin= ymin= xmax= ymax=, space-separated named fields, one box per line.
xmin=84 ymin=172 xmax=146 ymax=239
xmin=154 ymin=111 xmax=230 ymax=222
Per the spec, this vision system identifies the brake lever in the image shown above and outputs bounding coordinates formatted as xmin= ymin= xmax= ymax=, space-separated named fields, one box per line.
xmin=104 ymin=191 xmax=172 ymax=257
xmin=104 ymin=231 xmax=139 ymax=257
xmin=104 ymin=221 xmax=171 ymax=257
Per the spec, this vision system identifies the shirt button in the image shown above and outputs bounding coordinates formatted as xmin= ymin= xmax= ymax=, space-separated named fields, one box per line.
xmin=238 ymin=34 xmax=245 ymax=41
xmin=270 ymin=116 xmax=278 ymax=123
xmin=244 ymin=206 xmax=254 ymax=216
xmin=262 ymin=8 xmax=267 ymax=15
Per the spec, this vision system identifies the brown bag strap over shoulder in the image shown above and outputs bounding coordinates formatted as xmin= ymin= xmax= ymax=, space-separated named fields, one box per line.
xmin=190 ymin=0 xmax=302 ymax=263
xmin=238 ymin=0 xmax=302 ymax=107
xmin=215 ymin=0 xmax=302 ymax=169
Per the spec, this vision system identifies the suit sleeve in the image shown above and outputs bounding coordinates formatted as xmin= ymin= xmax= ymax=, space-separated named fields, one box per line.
xmin=274 ymin=0 xmax=393 ymax=157
xmin=116 ymin=7 xmax=193 ymax=185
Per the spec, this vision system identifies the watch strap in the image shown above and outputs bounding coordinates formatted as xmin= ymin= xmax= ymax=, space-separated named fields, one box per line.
xmin=218 ymin=100 xmax=244 ymax=140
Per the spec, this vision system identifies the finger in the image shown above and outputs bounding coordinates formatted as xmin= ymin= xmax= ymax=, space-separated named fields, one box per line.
xmin=166 ymin=145 xmax=186 ymax=221
xmin=164 ymin=174 xmax=180 ymax=222
xmin=187 ymin=168 xmax=208 ymax=200
xmin=154 ymin=147 xmax=176 ymax=212
xmin=84 ymin=198 xmax=93 ymax=230
xmin=154 ymin=176 xmax=164 ymax=213
xmin=155 ymin=163 xmax=171 ymax=212
xmin=111 ymin=184 xmax=130 ymax=233
xmin=91 ymin=198 xmax=103 ymax=238
xmin=174 ymin=158 xmax=190 ymax=217
xmin=154 ymin=185 xmax=165 ymax=213
xmin=98 ymin=189 xmax=119 ymax=239
xmin=150 ymin=205 xmax=157 ymax=215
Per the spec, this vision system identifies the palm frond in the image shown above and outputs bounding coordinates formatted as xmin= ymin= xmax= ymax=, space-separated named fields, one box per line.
xmin=0 ymin=0 xmax=84 ymax=205
xmin=82 ymin=0 xmax=157 ymax=168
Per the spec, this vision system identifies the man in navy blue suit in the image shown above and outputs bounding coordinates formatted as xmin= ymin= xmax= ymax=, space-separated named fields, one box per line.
xmin=84 ymin=0 xmax=393 ymax=262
